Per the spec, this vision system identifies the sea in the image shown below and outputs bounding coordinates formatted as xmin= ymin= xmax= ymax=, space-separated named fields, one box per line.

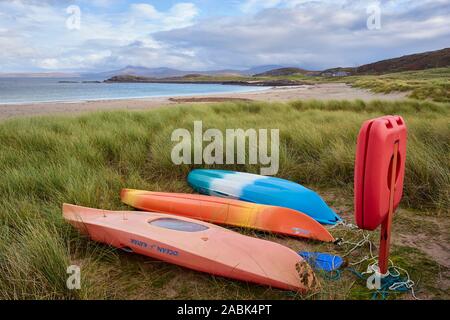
xmin=0 ymin=77 xmax=267 ymax=104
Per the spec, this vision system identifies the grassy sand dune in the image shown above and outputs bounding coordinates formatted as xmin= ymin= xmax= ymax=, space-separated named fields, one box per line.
xmin=349 ymin=68 xmax=450 ymax=103
xmin=0 ymin=99 xmax=448 ymax=299
xmin=253 ymin=67 xmax=450 ymax=103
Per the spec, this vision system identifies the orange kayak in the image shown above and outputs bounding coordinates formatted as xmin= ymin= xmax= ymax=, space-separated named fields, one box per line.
xmin=63 ymin=204 xmax=318 ymax=293
xmin=121 ymin=189 xmax=334 ymax=242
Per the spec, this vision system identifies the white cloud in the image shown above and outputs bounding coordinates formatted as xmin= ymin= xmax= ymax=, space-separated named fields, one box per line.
xmin=155 ymin=0 xmax=450 ymax=70
xmin=0 ymin=0 xmax=448 ymax=72
xmin=0 ymin=1 xmax=200 ymax=71
xmin=36 ymin=51 xmax=112 ymax=69
xmin=164 ymin=3 xmax=199 ymax=27
xmin=130 ymin=2 xmax=199 ymax=28
xmin=131 ymin=3 xmax=161 ymax=19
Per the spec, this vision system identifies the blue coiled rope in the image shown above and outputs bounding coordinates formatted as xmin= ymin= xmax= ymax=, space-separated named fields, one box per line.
xmin=327 ymin=266 xmax=413 ymax=300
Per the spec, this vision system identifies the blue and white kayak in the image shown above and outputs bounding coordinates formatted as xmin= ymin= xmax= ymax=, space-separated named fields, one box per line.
xmin=187 ymin=169 xmax=341 ymax=225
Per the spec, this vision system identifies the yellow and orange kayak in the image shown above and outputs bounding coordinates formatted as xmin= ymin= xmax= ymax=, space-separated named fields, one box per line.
xmin=63 ymin=204 xmax=318 ymax=293
xmin=121 ymin=189 xmax=334 ymax=242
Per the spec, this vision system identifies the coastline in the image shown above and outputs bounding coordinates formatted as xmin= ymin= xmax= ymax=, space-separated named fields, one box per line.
xmin=0 ymin=83 xmax=408 ymax=120
xmin=0 ymin=85 xmax=270 ymax=106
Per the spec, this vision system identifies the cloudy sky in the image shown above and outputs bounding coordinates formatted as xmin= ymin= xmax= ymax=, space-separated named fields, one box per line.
xmin=0 ymin=0 xmax=449 ymax=72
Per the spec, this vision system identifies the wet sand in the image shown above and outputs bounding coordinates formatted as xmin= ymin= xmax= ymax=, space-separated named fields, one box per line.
xmin=0 ymin=83 xmax=407 ymax=120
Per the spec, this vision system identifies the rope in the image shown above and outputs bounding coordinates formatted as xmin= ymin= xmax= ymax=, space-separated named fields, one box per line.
xmin=328 ymin=218 xmax=359 ymax=230
xmin=342 ymin=233 xmax=372 ymax=258
xmin=323 ymin=220 xmax=421 ymax=300
xmin=352 ymin=259 xmax=420 ymax=299
xmin=323 ymin=270 xmax=341 ymax=280
xmin=365 ymin=261 xmax=419 ymax=300
xmin=321 ymin=262 xmax=419 ymax=300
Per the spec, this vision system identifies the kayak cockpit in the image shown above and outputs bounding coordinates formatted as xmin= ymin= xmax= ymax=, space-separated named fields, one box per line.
xmin=149 ymin=218 xmax=210 ymax=232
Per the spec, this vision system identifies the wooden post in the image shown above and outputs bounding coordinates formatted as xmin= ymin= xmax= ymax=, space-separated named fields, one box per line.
xmin=378 ymin=142 xmax=399 ymax=275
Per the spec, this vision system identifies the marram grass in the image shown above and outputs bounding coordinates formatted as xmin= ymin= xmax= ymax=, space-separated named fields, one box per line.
xmin=349 ymin=68 xmax=450 ymax=103
xmin=0 ymin=99 xmax=448 ymax=299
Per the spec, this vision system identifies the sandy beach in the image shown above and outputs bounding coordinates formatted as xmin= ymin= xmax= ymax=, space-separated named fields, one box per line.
xmin=0 ymin=83 xmax=407 ymax=120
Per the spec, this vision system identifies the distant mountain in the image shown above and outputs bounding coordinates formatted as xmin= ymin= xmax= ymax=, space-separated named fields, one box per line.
xmin=5 ymin=48 xmax=448 ymax=79
xmin=93 ymin=66 xmax=187 ymax=79
xmin=254 ymin=67 xmax=311 ymax=77
xmin=243 ymin=65 xmax=286 ymax=75
xmin=195 ymin=69 xmax=243 ymax=77
xmin=255 ymin=48 xmax=450 ymax=77
xmin=92 ymin=65 xmax=288 ymax=79
xmin=355 ymin=47 xmax=450 ymax=74
xmin=0 ymin=65 xmax=287 ymax=79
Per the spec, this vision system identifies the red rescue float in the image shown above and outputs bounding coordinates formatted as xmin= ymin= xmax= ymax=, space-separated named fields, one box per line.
xmin=354 ymin=115 xmax=407 ymax=274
